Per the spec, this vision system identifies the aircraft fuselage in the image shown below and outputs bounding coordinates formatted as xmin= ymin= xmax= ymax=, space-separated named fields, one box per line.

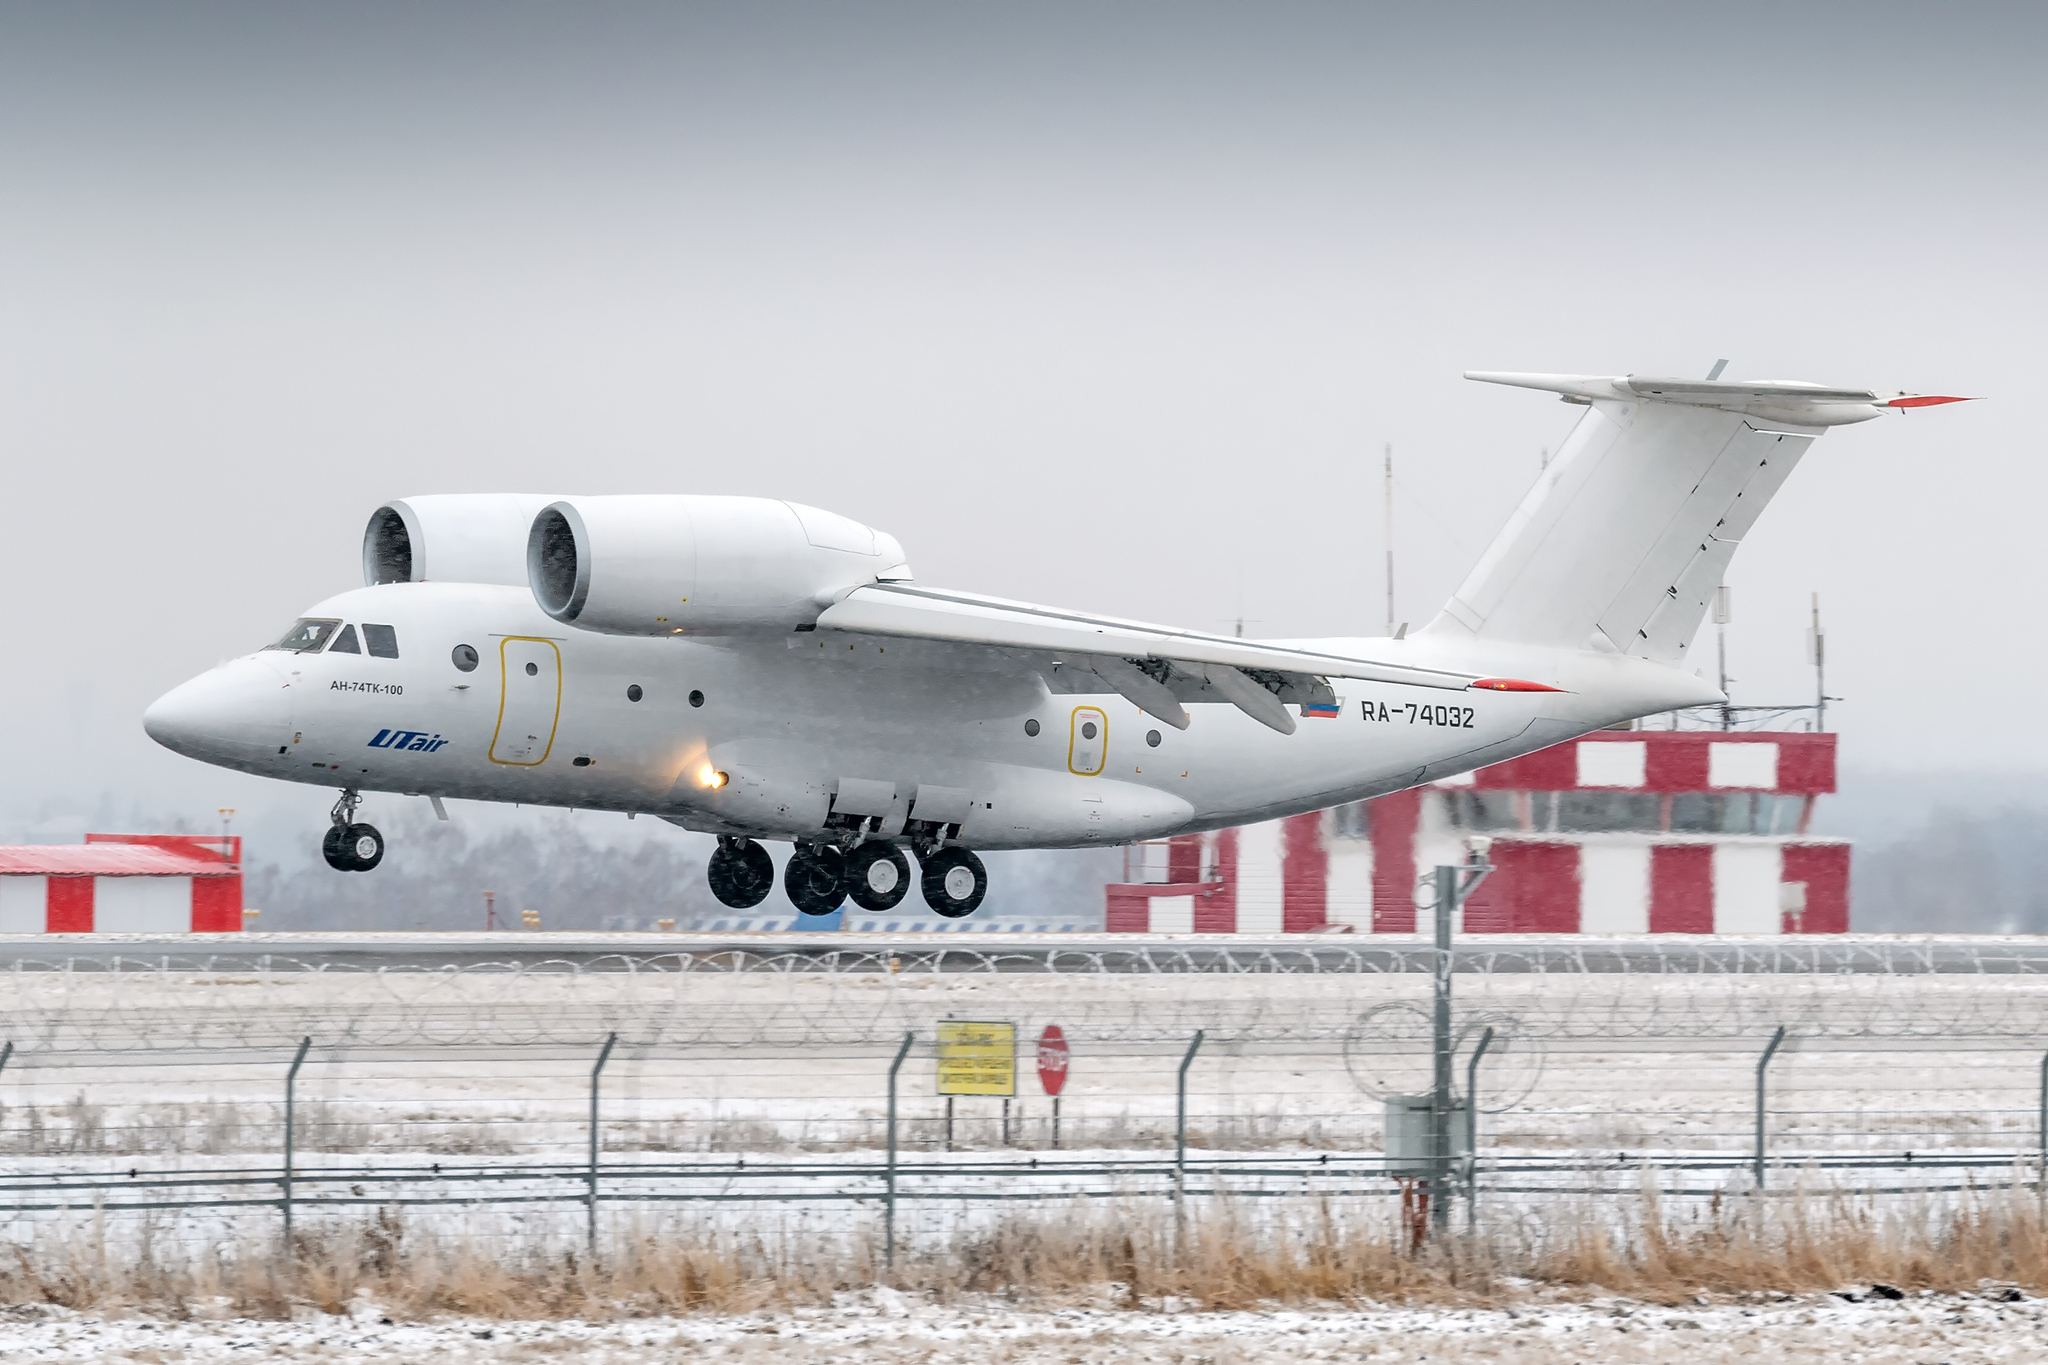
xmin=153 ymin=581 xmax=1713 ymax=849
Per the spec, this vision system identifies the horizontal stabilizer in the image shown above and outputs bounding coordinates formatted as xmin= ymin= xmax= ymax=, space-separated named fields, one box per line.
xmin=1465 ymin=372 xmax=1975 ymax=427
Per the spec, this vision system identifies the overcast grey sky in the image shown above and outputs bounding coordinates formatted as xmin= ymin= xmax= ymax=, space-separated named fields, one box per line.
xmin=1 ymin=2 xmax=2043 ymax=848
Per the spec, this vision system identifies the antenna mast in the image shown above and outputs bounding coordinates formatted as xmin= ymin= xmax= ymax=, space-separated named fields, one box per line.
xmin=1384 ymin=443 xmax=1395 ymax=637
xmin=1809 ymin=593 xmax=1827 ymax=733
xmin=1713 ymin=585 xmax=1732 ymax=731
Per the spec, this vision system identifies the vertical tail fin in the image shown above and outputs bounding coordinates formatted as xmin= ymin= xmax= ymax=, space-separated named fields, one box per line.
xmin=1424 ymin=372 xmax=1963 ymax=662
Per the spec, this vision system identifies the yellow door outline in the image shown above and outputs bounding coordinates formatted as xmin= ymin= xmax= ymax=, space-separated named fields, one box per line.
xmin=489 ymin=637 xmax=563 ymax=766
xmin=1068 ymin=706 xmax=1107 ymax=776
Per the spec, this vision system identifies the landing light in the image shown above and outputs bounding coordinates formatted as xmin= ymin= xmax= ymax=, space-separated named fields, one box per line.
xmin=699 ymin=767 xmax=729 ymax=789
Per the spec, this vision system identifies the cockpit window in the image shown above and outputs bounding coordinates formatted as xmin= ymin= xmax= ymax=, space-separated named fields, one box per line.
xmin=363 ymin=624 xmax=399 ymax=659
xmin=267 ymin=618 xmax=341 ymax=653
xmin=328 ymin=624 xmax=362 ymax=654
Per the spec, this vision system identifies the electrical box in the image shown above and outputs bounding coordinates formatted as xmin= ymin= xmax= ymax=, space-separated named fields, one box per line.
xmin=1383 ymin=1095 xmax=1470 ymax=1176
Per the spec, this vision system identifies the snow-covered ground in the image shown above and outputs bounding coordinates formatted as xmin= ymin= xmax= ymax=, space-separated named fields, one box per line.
xmin=3 ymin=955 xmax=2047 ymax=1258
xmin=2 ymin=1292 xmax=2046 ymax=1362
xmin=3 ymin=957 xmax=2045 ymax=1161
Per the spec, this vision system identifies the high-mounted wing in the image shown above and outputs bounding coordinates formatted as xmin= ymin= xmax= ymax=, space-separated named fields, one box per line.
xmin=813 ymin=583 xmax=1478 ymax=735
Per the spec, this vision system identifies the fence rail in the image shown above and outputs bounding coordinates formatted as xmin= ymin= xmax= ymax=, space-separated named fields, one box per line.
xmin=4 ymin=947 xmax=2048 ymax=1256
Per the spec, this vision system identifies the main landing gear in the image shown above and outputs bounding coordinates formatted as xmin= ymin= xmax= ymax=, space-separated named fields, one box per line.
xmin=703 ymin=836 xmax=985 ymax=918
xmin=322 ymin=789 xmax=385 ymax=872
xmin=707 ymin=836 xmax=776 ymax=908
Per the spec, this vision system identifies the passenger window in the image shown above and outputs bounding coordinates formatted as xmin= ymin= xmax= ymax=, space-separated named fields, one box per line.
xmin=363 ymin=624 xmax=399 ymax=659
xmin=266 ymin=618 xmax=340 ymax=653
xmin=328 ymin=624 xmax=362 ymax=654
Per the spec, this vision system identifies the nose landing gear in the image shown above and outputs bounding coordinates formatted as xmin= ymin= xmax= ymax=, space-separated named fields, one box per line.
xmin=321 ymin=789 xmax=385 ymax=872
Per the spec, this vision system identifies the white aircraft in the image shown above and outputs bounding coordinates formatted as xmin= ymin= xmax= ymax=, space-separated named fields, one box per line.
xmin=145 ymin=372 xmax=1965 ymax=918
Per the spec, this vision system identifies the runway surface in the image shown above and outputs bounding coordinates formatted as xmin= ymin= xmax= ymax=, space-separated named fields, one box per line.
xmin=0 ymin=931 xmax=2043 ymax=974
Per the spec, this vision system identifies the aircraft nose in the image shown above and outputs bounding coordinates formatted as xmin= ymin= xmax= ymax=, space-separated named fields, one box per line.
xmin=144 ymin=657 xmax=295 ymax=764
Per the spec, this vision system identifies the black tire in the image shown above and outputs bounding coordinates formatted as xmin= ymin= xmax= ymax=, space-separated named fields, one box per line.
xmin=784 ymin=846 xmax=848 ymax=916
xmin=321 ymin=824 xmax=353 ymax=871
xmin=707 ymin=839 xmax=775 ymax=909
xmin=920 ymin=847 xmax=987 ymax=918
xmin=343 ymin=823 xmax=385 ymax=872
xmin=845 ymin=842 xmax=911 ymax=911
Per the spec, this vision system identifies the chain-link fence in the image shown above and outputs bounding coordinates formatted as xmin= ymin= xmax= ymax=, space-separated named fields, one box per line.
xmin=3 ymin=941 xmax=2048 ymax=1259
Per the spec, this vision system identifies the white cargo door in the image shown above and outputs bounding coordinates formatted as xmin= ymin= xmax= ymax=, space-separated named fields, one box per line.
xmin=491 ymin=638 xmax=562 ymax=766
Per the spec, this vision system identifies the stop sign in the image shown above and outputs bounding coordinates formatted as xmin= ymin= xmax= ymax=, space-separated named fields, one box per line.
xmin=1037 ymin=1024 xmax=1070 ymax=1097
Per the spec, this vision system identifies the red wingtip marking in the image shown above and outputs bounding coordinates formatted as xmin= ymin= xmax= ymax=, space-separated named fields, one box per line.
xmin=1469 ymin=678 xmax=1567 ymax=693
xmin=1887 ymin=395 xmax=1976 ymax=408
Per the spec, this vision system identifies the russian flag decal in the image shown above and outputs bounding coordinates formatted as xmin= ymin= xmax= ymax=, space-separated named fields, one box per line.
xmin=1301 ymin=700 xmax=1342 ymax=718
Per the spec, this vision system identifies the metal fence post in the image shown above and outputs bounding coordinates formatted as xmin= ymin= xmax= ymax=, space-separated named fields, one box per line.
xmin=1175 ymin=1029 xmax=1205 ymax=1229
xmin=1464 ymin=1025 xmax=1494 ymax=1234
xmin=1428 ymin=845 xmax=1491 ymax=1235
xmin=1431 ymin=865 xmax=1457 ymax=1233
xmin=885 ymin=1030 xmax=913 ymax=1278
xmin=2037 ymin=1049 xmax=2047 ymax=1207
xmin=282 ymin=1036 xmax=310 ymax=1241
xmin=1755 ymin=1025 xmax=1787 ymax=1189
xmin=587 ymin=1031 xmax=617 ymax=1256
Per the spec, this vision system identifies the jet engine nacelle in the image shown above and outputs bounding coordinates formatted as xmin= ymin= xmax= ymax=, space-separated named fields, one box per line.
xmin=528 ymin=495 xmax=912 ymax=635
xmin=363 ymin=494 xmax=570 ymax=588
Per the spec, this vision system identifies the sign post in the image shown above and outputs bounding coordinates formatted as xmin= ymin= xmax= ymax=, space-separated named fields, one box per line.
xmin=1037 ymin=1024 xmax=1069 ymax=1148
xmin=937 ymin=1022 xmax=1016 ymax=1149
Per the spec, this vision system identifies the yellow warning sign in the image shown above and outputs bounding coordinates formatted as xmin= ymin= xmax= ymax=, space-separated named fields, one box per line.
xmin=935 ymin=1020 xmax=1017 ymax=1096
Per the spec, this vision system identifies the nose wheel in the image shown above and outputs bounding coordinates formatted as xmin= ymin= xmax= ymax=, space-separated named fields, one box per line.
xmin=920 ymin=847 xmax=987 ymax=918
xmin=707 ymin=837 xmax=776 ymax=909
xmin=321 ymin=789 xmax=385 ymax=872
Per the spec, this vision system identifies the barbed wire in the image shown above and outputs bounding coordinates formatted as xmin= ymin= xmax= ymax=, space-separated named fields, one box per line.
xmin=1 ymin=940 xmax=2047 ymax=1054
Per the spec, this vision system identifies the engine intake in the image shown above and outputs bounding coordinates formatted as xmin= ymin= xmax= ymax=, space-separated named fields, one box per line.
xmin=528 ymin=495 xmax=910 ymax=635
xmin=363 ymin=495 xmax=569 ymax=587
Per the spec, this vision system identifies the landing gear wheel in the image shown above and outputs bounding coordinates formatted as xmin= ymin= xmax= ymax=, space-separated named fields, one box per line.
xmin=323 ymin=823 xmax=385 ymax=872
xmin=845 ymin=842 xmax=911 ymax=911
xmin=346 ymin=824 xmax=385 ymax=871
xmin=784 ymin=845 xmax=848 ymax=916
xmin=707 ymin=838 xmax=775 ymax=909
xmin=920 ymin=848 xmax=987 ymax=918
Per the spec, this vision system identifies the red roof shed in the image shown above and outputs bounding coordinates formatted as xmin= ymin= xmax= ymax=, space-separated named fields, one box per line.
xmin=0 ymin=835 xmax=243 ymax=934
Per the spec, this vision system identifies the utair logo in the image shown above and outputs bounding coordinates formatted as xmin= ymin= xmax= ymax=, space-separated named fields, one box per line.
xmin=368 ymin=729 xmax=449 ymax=753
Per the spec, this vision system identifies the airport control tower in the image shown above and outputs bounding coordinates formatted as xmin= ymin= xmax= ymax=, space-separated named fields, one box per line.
xmin=1107 ymin=728 xmax=1847 ymax=936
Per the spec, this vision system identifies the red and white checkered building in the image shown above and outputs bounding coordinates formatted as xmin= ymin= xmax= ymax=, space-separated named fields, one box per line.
xmin=1107 ymin=731 xmax=1847 ymax=935
xmin=0 ymin=835 xmax=245 ymax=934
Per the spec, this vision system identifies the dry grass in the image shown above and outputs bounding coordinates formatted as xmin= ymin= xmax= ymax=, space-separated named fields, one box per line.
xmin=5 ymin=1179 xmax=2048 ymax=1320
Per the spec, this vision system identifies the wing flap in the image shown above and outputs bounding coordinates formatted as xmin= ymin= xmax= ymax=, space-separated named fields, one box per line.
xmin=815 ymin=584 xmax=1476 ymax=691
